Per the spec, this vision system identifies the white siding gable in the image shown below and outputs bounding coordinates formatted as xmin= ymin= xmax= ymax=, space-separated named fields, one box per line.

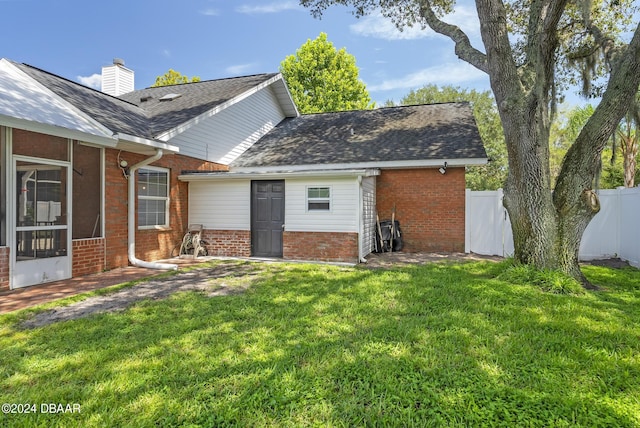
xmin=285 ymin=177 xmax=360 ymax=233
xmin=188 ymin=180 xmax=251 ymax=230
xmin=167 ymin=87 xmax=285 ymax=165
xmin=360 ymin=176 xmax=376 ymax=258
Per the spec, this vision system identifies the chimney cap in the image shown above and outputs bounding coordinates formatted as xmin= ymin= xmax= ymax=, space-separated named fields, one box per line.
xmin=113 ymin=58 xmax=125 ymax=66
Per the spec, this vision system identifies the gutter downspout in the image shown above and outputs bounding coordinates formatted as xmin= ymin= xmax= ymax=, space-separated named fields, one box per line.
xmin=358 ymin=176 xmax=368 ymax=264
xmin=127 ymin=149 xmax=178 ymax=270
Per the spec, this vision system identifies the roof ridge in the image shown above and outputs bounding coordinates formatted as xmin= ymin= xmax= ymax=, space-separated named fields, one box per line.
xmin=139 ymin=72 xmax=279 ymax=90
xmin=299 ymin=101 xmax=471 ymax=117
xmin=17 ymin=61 xmax=142 ymax=109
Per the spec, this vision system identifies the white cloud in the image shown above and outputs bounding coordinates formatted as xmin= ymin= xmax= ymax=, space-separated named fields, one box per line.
xmin=350 ymin=7 xmax=480 ymax=41
xmin=350 ymin=12 xmax=434 ymax=40
xmin=368 ymin=63 xmax=486 ymax=92
xmin=77 ymin=73 xmax=101 ymax=89
xmin=199 ymin=8 xmax=220 ymax=16
xmin=225 ymin=63 xmax=258 ymax=75
xmin=236 ymin=1 xmax=300 ymax=14
xmin=447 ymin=6 xmax=481 ymax=38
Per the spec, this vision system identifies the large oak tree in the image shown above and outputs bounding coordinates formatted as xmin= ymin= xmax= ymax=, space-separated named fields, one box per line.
xmin=301 ymin=0 xmax=640 ymax=284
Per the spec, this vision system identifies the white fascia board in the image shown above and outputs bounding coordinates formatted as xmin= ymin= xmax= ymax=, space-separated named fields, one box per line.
xmin=155 ymin=74 xmax=298 ymax=142
xmin=178 ymin=168 xmax=380 ymax=182
xmin=0 ymin=114 xmax=117 ymax=147
xmin=231 ymin=158 xmax=489 ymax=173
xmin=114 ymin=132 xmax=180 ymax=153
xmin=0 ymin=59 xmax=117 ymax=143
xmin=270 ymin=75 xmax=299 ymax=117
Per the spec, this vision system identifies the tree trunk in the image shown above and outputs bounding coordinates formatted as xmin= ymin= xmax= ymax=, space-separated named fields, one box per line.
xmin=416 ymin=0 xmax=640 ymax=285
xmin=502 ymin=123 xmax=601 ymax=286
xmin=622 ymin=138 xmax=638 ymax=188
xmin=502 ymin=119 xmax=559 ymax=270
xmin=500 ymin=21 xmax=640 ymax=286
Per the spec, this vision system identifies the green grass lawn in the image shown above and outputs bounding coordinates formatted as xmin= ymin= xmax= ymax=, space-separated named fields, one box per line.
xmin=1 ymin=260 xmax=639 ymax=427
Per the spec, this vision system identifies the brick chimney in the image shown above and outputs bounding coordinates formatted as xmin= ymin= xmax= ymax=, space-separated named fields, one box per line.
xmin=101 ymin=58 xmax=134 ymax=96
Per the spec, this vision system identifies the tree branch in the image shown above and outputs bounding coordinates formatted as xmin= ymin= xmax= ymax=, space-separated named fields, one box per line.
xmin=535 ymin=0 xmax=569 ymax=91
xmin=417 ymin=0 xmax=488 ymax=73
xmin=554 ymin=22 xmax=640 ymax=209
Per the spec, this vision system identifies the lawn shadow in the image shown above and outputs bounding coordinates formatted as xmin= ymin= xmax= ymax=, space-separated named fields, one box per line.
xmin=1 ymin=260 xmax=639 ymax=426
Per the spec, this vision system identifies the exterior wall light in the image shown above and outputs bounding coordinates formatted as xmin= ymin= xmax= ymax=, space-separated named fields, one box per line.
xmin=439 ymin=162 xmax=448 ymax=175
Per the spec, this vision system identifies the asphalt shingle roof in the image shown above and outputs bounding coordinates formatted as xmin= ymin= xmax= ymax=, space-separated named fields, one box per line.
xmin=14 ymin=61 xmax=151 ymax=138
xmin=231 ymin=102 xmax=487 ymax=168
xmin=12 ymin=62 xmax=486 ymax=168
xmin=15 ymin=61 xmax=278 ymax=140
xmin=118 ymin=73 xmax=278 ymax=136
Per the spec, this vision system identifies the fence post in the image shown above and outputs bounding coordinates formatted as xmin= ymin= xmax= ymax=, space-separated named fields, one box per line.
xmin=465 ymin=189 xmax=471 ymax=254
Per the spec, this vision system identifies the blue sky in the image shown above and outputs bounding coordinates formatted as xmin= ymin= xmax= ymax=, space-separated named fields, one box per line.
xmin=1 ymin=0 xmax=490 ymax=105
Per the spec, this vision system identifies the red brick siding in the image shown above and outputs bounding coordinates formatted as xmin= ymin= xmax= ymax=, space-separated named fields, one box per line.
xmin=72 ymin=238 xmax=106 ymax=276
xmin=283 ymin=231 xmax=359 ymax=263
xmin=103 ymin=149 xmax=227 ymax=270
xmin=2 ymin=129 xmax=226 ymax=287
xmin=12 ymin=129 xmax=69 ymax=161
xmin=201 ymin=230 xmax=251 ymax=257
xmin=0 ymin=247 xmax=9 ymax=291
xmin=376 ymin=168 xmax=466 ymax=252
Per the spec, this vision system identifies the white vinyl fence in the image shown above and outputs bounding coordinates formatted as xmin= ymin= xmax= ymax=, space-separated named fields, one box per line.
xmin=465 ymin=187 xmax=640 ymax=268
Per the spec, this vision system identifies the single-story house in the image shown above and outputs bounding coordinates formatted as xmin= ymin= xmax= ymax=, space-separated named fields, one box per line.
xmin=0 ymin=58 xmax=487 ymax=290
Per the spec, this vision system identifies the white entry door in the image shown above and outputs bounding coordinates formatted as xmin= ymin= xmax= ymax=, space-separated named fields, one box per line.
xmin=12 ymin=158 xmax=71 ymax=288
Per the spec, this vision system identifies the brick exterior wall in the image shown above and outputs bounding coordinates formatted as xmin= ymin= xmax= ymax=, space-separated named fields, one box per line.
xmin=283 ymin=231 xmax=359 ymax=263
xmin=376 ymin=168 xmax=466 ymax=253
xmin=103 ymin=149 xmax=227 ymax=270
xmin=72 ymin=238 xmax=106 ymax=277
xmin=1 ymin=129 xmax=226 ymax=288
xmin=0 ymin=247 xmax=9 ymax=291
xmin=201 ymin=230 xmax=251 ymax=257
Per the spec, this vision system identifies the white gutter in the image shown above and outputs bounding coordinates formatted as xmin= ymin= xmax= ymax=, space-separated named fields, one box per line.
xmin=230 ymin=158 xmax=488 ymax=173
xmin=127 ymin=149 xmax=178 ymax=270
xmin=114 ymin=132 xmax=180 ymax=153
xmin=178 ymin=168 xmax=380 ymax=182
xmin=357 ymin=175 xmax=368 ymax=264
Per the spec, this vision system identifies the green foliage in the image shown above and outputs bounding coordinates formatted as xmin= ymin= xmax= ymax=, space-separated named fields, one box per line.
xmin=496 ymin=259 xmax=585 ymax=295
xmin=552 ymin=0 xmax=638 ymax=99
xmin=1 ymin=260 xmax=640 ymax=427
xmin=550 ymin=104 xmax=595 ymax=186
xmin=151 ymin=69 xmax=201 ymax=87
xmin=600 ymin=148 xmax=640 ymax=188
xmin=398 ymin=85 xmax=507 ymax=190
xmin=280 ymin=32 xmax=374 ymax=113
xmin=301 ymin=0 xmax=638 ymax=100
xmin=551 ymin=104 xmax=640 ymax=188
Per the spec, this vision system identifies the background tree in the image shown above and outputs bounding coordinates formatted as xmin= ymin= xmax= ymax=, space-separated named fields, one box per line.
xmin=152 ymin=69 xmax=201 ymax=87
xmin=395 ymin=84 xmax=507 ymax=190
xmin=552 ymin=104 xmax=640 ymax=188
xmin=280 ymin=32 xmax=374 ymax=113
xmin=300 ymin=0 xmax=640 ymax=285
xmin=549 ymin=104 xmax=595 ymax=187
xmin=612 ymin=96 xmax=640 ymax=187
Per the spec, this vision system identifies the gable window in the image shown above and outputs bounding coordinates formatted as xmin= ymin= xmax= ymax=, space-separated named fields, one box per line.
xmin=138 ymin=167 xmax=169 ymax=228
xmin=307 ymin=187 xmax=331 ymax=211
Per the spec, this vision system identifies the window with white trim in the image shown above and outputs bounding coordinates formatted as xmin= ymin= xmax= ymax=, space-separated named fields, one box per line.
xmin=138 ymin=167 xmax=169 ymax=228
xmin=307 ymin=186 xmax=331 ymax=211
